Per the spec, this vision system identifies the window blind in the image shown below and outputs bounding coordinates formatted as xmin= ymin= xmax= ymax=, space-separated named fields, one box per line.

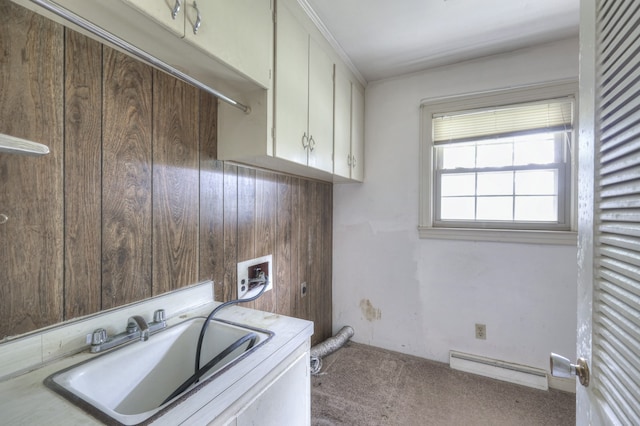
xmin=594 ymin=0 xmax=640 ymax=423
xmin=432 ymin=99 xmax=574 ymax=144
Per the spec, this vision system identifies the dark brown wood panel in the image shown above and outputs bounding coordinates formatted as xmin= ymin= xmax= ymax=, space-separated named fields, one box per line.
xmin=64 ymin=30 xmax=103 ymax=319
xmin=296 ymin=179 xmax=311 ymax=322
xmin=200 ymin=159 xmax=225 ymax=298
xmin=101 ymin=47 xmax=153 ymax=309
xmin=309 ymin=181 xmax=324 ymax=345
xmin=275 ymin=175 xmax=293 ymax=315
xmin=289 ymin=178 xmax=302 ymax=322
xmin=198 ymin=94 xmax=225 ymax=301
xmin=152 ymin=70 xmax=199 ymax=295
xmin=321 ymin=182 xmax=333 ymax=342
xmin=254 ymin=170 xmax=278 ymax=313
xmin=223 ymin=164 xmax=239 ymax=301
xmin=237 ymin=167 xmax=256 ymax=308
xmin=237 ymin=167 xmax=257 ymax=261
xmin=0 ymin=2 xmax=64 ymax=338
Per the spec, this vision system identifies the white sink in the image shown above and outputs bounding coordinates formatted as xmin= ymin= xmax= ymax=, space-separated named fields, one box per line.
xmin=44 ymin=317 xmax=273 ymax=425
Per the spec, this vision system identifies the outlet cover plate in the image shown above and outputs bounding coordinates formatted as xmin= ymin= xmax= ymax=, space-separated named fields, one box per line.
xmin=237 ymin=254 xmax=273 ymax=299
xmin=475 ymin=323 xmax=487 ymax=340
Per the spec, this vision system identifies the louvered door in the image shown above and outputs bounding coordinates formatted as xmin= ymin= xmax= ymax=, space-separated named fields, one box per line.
xmin=576 ymin=0 xmax=640 ymax=424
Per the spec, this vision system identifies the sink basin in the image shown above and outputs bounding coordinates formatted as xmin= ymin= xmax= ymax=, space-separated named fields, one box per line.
xmin=44 ymin=317 xmax=274 ymax=425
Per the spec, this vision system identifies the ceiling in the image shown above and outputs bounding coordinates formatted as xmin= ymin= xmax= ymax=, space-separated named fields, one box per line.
xmin=303 ymin=0 xmax=580 ymax=83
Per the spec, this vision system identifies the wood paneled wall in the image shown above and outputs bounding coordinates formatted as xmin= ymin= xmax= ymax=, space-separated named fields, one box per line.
xmin=0 ymin=1 xmax=332 ymax=345
xmin=0 ymin=1 xmax=64 ymax=336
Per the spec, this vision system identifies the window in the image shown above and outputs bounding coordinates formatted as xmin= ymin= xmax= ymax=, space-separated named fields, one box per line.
xmin=419 ymin=82 xmax=578 ymax=244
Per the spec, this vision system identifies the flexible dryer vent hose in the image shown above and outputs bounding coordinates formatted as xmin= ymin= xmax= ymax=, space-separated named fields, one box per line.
xmin=309 ymin=326 xmax=354 ymax=375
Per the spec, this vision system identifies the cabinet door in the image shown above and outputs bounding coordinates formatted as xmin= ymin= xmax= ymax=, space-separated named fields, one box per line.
xmin=274 ymin=1 xmax=309 ymax=167
xmin=307 ymin=37 xmax=334 ymax=173
xmin=333 ymin=69 xmax=352 ymax=178
xmin=183 ymin=0 xmax=273 ymax=88
xmin=235 ymin=354 xmax=310 ymax=426
xmin=351 ymin=84 xmax=365 ymax=182
xmin=120 ymin=0 xmax=185 ymax=37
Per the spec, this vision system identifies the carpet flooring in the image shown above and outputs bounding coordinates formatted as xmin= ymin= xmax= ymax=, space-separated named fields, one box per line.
xmin=311 ymin=342 xmax=576 ymax=426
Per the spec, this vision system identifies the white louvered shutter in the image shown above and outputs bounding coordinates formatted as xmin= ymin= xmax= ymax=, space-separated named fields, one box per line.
xmin=594 ymin=0 xmax=640 ymax=423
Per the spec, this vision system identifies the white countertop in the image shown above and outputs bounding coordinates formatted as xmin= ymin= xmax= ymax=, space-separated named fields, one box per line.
xmin=0 ymin=282 xmax=313 ymax=425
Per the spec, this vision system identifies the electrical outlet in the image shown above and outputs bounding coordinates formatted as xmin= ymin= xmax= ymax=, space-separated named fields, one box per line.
xmin=237 ymin=254 xmax=273 ymax=299
xmin=475 ymin=323 xmax=487 ymax=340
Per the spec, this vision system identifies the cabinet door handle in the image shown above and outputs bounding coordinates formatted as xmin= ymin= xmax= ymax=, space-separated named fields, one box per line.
xmin=347 ymin=155 xmax=352 ymax=166
xmin=308 ymin=135 xmax=315 ymax=152
xmin=302 ymin=132 xmax=309 ymax=149
xmin=352 ymin=155 xmax=357 ymax=168
xmin=192 ymin=1 xmax=202 ymax=34
xmin=171 ymin=0 xmax=181 ymax=19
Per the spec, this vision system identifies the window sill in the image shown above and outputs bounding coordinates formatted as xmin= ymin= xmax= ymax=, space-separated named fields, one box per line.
xmin=418 ymin=226 xmax=577 ymax=245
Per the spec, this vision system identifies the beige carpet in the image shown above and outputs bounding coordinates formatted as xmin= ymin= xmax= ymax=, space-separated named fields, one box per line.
xmin=311 ymin=342 xmax=575 ymax=426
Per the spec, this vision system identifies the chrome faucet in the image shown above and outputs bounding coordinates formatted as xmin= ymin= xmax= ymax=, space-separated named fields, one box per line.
xmin=87 ymin=309 xmax=167 ymax=353
xmin=127 ymin=315 xmax=150 ymax=341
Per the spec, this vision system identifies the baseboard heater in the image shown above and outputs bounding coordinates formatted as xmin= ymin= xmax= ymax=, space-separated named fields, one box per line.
xmin=449 ymin=350 xmax=549 ymax=390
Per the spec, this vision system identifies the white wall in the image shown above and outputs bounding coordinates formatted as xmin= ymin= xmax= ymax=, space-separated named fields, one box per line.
xmin=333 ymin=37 xmax=579 ymax=371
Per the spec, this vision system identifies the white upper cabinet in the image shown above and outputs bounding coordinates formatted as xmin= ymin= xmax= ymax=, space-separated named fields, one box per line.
xmin=183 ymin=0 xmax=273 ymax=88
xmin=273 ymin=3 xmax=310 ymax=167
xmin=334 ymin=69 xmax=352 ymax=178
xmin=306 ymin=37 xmax=334 ymax=173
xmin=274 ymin=0 xmax=334 ymax=174
xmin=33 ymin=0 xmax=272 ymax=93
xmin=350 ymin=84 xmax=365 ymax=182
xmin=334 ymin=68 xmax=364 ymax=182
xmin=218 ymin=0 xmax=364 ymax=182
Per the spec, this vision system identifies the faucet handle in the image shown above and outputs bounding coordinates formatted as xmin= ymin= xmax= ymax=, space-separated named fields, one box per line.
xmin=153 ymin=309 xmax=166 ymax=323
xmin=89 ymin=328 xmax=108 ymax=345
xmin=149 ymin=309 xmax=167 ymax=334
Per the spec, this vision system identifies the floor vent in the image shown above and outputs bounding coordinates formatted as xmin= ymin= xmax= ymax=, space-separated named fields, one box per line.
xmin=449 ymin=350 xmax=548 ymax=390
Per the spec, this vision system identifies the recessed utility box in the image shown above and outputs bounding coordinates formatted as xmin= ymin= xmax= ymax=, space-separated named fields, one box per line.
xmin=237 ymin=254 xmax=273 ymax=299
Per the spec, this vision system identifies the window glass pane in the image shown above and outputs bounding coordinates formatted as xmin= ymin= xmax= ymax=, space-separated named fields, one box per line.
xmin=441 ymin=145 xmax=475 ymax=169
xmin=477 ymin=171 xmax=513 ymax=196
xmin=513 ymin=134 xmax=556 ymax=165
xmin=477 ymin=196 xmax=513 ymax=220
xmin=441 ymin=197 xmax=475 ymax=220
xmin=476 ymin=141 xmax=513 ymax=168
xmin=515 ymin=170 xmax=557 ymax=195
xmin=515 ymin=196 xmax=558 ymax=221
xmin=441 ymin=173 xmax=475 ymax=196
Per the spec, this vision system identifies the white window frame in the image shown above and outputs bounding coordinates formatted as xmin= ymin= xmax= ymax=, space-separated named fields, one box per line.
xmin=418 ymin=81 xmax=579 ymax=245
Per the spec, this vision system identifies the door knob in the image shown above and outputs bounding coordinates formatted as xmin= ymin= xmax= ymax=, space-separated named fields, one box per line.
xmin=550 ymin=352 xmax=590 ymax=387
